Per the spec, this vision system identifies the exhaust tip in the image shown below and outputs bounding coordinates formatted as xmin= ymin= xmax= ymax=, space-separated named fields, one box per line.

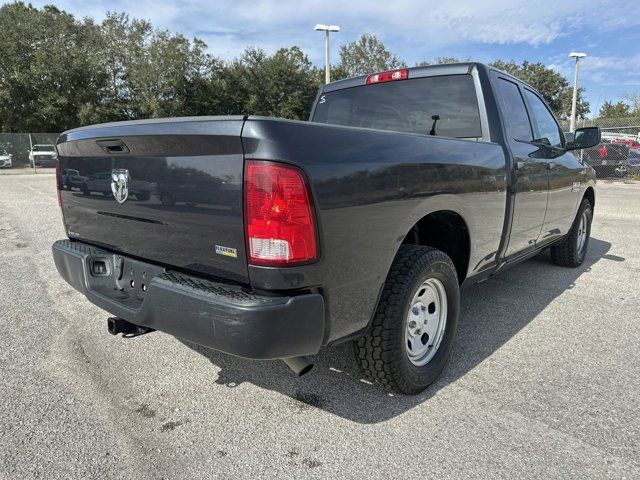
xmin=282 ymin=356 xmax=314 ymax=376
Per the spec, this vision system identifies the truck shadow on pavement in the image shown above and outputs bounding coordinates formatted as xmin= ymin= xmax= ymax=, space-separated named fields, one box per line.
xmin=182 ymin=237 xmax=612 ymax=424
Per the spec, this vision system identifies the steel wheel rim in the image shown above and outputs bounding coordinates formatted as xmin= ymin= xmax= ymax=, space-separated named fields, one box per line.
xmin=405 ymin=278 xmax=448 ymax=366
xmin=576 ymin=210 xmax=588 ymax=254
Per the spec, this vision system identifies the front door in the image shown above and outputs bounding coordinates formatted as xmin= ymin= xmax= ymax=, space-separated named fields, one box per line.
xmin=494 ymin=76 xmax=549 ymax=257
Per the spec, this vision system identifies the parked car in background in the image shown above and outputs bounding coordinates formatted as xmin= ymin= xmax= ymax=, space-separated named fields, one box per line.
xmin=80 ymin=172 xmax=114 ymax=196
xmin=0 ymin=151 xmax=12 ymax=168
xmin=29 ymin=144 xmax=58 ymax=167
xmin=611 ymin=137 xmax=640 ymax=150
xmin=81 ymin=171 xmax=153 ymax=200
xmin=628 ymin=157 xmax=640 ymax=173
xmin=59 ymin=169 xmax=86 ymax=190
xmin=582 ymin=141 xmax=630 ymax=177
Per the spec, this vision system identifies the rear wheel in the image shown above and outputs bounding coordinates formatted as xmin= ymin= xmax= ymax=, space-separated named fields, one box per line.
xmin=550 ymin=198 xmax=592 ymax=267
xmin=355 ymin=245 xmax=460 ymax=394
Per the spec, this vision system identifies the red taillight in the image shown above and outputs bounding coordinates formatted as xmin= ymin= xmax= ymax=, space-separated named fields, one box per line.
xmin=366 ymin=69 xmax=408 ymax=85
xmin=598 ymin=145 xmax=608 ymax=158
xmin=244 ymin=160 xmax=317 ymax=266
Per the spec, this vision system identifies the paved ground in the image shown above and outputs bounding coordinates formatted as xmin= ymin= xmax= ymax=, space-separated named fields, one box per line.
xmin=0 ymin=174 xmax=638 ymax=479
xmin=0 ymin=166 xmax=49 ymax=175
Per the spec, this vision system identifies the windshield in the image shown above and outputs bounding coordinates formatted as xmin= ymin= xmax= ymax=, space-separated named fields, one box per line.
xmin=312 ymin=74 xmax=482 ymax=138
xmin=33 ymin=145 xmax=55 ymax=152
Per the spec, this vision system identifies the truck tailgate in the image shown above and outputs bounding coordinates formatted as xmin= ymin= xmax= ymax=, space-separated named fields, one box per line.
xmin=56 ymin=117 xmax=248 ymax=284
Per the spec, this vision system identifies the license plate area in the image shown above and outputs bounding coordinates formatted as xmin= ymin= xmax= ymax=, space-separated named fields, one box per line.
xmin=85 ymin=254 xmax=166 ymax=308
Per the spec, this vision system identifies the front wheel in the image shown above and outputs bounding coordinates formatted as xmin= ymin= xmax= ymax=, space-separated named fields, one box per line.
xmin=355 ymin=245 xmax=460 ymax=395
xmin=550 ymin=198 xmax=593 ymax=267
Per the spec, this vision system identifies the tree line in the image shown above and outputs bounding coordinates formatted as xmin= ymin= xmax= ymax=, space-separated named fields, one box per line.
xmin=598 ymin=95 xmax=640 ymax=118
xmin=0 ymin=1 xmax=609 ymax=134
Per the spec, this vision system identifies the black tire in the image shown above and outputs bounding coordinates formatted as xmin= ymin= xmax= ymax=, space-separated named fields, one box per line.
xmin=81 ymin=184 xmax=89 ymax=195
xmin=355 ymin=245 xmax=460 ymax=395
xmin=550 ymin=198 xmax=592 ymax=268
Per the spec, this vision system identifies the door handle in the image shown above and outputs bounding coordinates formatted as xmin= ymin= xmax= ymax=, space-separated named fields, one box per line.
xmin=547 ymin=162 xmax=557 ymax=170
xmin=96 ymin=139 xmax=130 ymax=154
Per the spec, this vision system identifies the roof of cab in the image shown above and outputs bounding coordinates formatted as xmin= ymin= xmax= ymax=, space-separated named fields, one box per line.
xmin=322 ymin=62 xmax=479 ymax=93
xmin=321 ymin=62 xmax=535 ymax=94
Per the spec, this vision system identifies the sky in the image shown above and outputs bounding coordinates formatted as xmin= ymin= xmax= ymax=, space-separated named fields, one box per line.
xmin=30 ymin=0 xmax=640 ymax=116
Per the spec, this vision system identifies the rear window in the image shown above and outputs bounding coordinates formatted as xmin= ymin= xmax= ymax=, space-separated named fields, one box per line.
xmin=312 ymin=74 xmax=482 ymax=138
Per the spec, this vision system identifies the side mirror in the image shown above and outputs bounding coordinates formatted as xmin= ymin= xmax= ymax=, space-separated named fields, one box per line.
xmin=565 ymin=127 xmax=601 ymax=150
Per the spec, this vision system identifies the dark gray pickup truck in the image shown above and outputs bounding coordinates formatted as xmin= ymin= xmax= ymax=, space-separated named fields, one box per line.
xmin=52 ymin=63 xmax=600 ymax=394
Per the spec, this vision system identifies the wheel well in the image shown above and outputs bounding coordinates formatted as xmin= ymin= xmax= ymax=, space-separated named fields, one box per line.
xmin=401 ymin=211 xmax=470 ymax=284
xmin=584 ymin=186 xmax=595 ymax=209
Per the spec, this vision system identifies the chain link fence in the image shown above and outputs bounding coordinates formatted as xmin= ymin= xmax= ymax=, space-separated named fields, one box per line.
xmin=0 ymin=133 xmax=59 ymax=171
xmin=561 ymin=117 xmax=640 ymax=180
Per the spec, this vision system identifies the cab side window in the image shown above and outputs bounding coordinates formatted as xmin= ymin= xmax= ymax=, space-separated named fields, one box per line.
xmin=523 ymin=89 xmax=563 ymax=148
xmin=496 ymin=78 xmax=533 ymax=142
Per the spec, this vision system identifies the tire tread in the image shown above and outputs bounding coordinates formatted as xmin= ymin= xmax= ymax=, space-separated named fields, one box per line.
xmin=550 ymin=198 xmax=592 ymax=268
xmin=355 ymin=245 xmax=457 ymax=394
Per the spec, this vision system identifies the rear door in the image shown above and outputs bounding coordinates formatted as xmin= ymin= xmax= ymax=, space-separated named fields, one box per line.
xmin=494 ymin=76 xmax=549 ymax=257
xmin=57 ymin=117 xmax=248 ymax=284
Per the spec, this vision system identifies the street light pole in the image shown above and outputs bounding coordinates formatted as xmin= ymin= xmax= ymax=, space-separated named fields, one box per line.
xmin=569 ymin=52 xmax=587 ymax=132
xmin=315 ymin=24 xmax=340 ymax=84
xmin=324 ymin=30 xmax=330 ymax=84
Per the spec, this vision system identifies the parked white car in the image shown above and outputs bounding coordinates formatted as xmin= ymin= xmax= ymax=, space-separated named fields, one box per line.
xmin=29 ymin=144 xmax=58 ymax=167
xmin=0 ymin=152 xmax=12 ymax=168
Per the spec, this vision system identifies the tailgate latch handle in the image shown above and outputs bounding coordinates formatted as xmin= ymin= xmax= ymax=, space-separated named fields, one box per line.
xmin=97 ymin=139 xmax=130 ymax=154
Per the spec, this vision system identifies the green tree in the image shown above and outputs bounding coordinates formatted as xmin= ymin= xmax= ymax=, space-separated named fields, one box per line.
xmin=0 ymin=2 xmax=105 ymax=132
xmin=490 ymin=60 xmax=589 ymax=119
xmin=620 ymin=93 xmax=640 ymax=115
xmin=415 ymin=57 xmax=461 ymax=67
xmin=598 ymin=100 xmax=632 ymax=118
xmin=78 ymin=12 xmax=153 ymax=123
xmin=81 ymin=13 xmax=223 ymax=123
xmin=337 ymin=33 xmax=406 ymax=77
xmin=221 ymin=46 xmax=321 ymax=120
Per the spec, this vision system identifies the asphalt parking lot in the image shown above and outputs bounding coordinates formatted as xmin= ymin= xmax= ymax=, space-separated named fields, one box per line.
xmin=1 ymin=173 xmax=639 ymax=479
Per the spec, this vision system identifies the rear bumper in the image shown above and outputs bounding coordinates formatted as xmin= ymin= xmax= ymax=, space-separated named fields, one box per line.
xmin=52 ymin=239 xmax=325 ymax=359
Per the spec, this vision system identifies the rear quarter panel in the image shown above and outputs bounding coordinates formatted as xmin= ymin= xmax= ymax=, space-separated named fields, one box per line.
xmin=242 ymin=118 xmax=507 ymax=343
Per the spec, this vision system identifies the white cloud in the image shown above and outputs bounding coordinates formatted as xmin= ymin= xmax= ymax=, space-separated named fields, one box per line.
xmin=31 ymin=0 xmax=640 ymax=62
xmin=550 ymin=53 xmax=640 ymax=87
